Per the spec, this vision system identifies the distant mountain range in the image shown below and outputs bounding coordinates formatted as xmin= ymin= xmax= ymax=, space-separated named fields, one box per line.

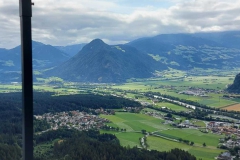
xmin=0 ymin=41 xmax=70 ymax=71
xmin=46 ymin=39 xmax=167 ymax=83
xmin=0 ymin=41 xmax=72 ymax=82
xmin=55 ymin=43 xmax=86 ymax=57
xmin=194 ymin=31 xmax=240 ymax=49
xmin=128 ymin=32 xmax=240 ymax=70
xmin=1 ymin=31 xmax=240 ymax=83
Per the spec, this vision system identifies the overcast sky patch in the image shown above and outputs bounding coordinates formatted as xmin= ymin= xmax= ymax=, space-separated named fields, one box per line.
xmin=0 ymin=0 xmax=240 ymax=48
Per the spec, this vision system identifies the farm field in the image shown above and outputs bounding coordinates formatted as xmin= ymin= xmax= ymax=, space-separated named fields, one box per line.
xmin=193 ymin=121 xmax=206 ymax=127
xmin=155 ymin=102 xmax=190 ymax=111
xmin=100 ymin=112 xmax=173 ymax=132
xmin=101 ymin=112 xmax=225 ymax=159
xmin=147 ymin=136 xmax=225 ymax=160
xmin=159 ymin=129 xmax=224 ymax=147
xmin=223 ymin=103 xmax=240 ymax=111
xmin=100 ymin=130 xmax=143 ymax=147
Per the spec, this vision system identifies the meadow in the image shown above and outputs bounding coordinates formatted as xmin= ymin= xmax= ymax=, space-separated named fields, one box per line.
xmin=100 ymin=112 xmax=173 ymax=132
xmin=155 ymin=102 xmax=190 ymax=111
xmin=100 ymin=130 xmax=143 ymax=147
xmin=147 ymin=136 xmax=225 ymax=160
xmin=158 ymin=129 xmax=223 ymax=147
xmin=101 ymin=112 xmax=225 ymax=160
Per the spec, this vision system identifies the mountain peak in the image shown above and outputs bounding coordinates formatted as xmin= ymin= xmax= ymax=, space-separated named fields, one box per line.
xmin=88 ymin=39 xmax=106 ymax=46
xmin=32 ymin=41 xmax=45 ymax=47
xmin=81 ymin=39 xmax=109 ymax=52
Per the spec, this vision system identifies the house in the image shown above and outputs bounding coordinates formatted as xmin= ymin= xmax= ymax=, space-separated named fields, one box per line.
xmin=217 ymin=152 xmax=233 ymax=160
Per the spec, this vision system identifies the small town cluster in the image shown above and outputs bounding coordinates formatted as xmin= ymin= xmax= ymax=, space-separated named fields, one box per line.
xmin=207 ymin=121 xmax=240 ymax=148
xmin=34 ymin=109 xmax=112 ymax=132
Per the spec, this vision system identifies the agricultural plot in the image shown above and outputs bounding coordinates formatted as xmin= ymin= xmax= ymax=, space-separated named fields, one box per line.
xmin=159 ymin=129 xmax=223 ymax=147
xmin=100 ymin=112 xmax=173 ymax=132
xmin=113 ymin=83 xmax=149 ymax=90
xmin=100 ymin=130 xmax=143 ymax=147
xmin=155 ymin=102 xmax=190 ymax=111
xmin=223 ymin=103 xmax=240 ymax=111
xmin=192 ymin=121 xmax=206 ymax=127
xmin=101 ymin=112 xmax=225 ymax=159
xmin=231 ymin=98 xmax=240 ymax=103
xmin=147 ymin=136 xmax=225 ymax=160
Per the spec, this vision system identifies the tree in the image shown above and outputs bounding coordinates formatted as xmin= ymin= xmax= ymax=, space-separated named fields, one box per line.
xmin=203 ymin=142 xmax=206 ymax=147
xmin=190 ymin=141 xmax=194 ymax=146
xmin=166 ymin=113 xmax=173 ymax=118
xmin=141 ymin=129 xmax=146 ymax=134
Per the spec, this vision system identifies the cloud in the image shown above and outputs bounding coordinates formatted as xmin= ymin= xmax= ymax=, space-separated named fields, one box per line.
xmin=0 ymin=0 xmax=240 ymax=48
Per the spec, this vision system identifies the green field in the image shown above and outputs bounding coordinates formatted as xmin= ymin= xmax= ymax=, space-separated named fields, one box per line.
xmin=159 ymin=129 xmax=223 ymax=147
xmin=100 ymin=130 xmax=143 ymax=147
xmin=148 ymin=136 xmax=225 ymax=160
xmin=101 ymin=112 xmax=225 ymax=159
xmin=193 ymin=121 xmax=206 ymax=127
xmin=155 ymin=102 xmax=189 ymax=111
xmin=100 ymin=112 xmax=173 ymax=132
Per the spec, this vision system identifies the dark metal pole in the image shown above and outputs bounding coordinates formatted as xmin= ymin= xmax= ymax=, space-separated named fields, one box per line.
xmin=19 ymin=0 xmax=33 ymax=160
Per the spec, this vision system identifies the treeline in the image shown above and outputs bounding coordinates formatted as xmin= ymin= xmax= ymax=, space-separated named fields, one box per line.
xmin=32 ymin=92 xmax=141 ymax=114
xmin=34 ymin=129 xmax=196 ymax=160
xmin=0 ymin=92 xmax=141 ymax=115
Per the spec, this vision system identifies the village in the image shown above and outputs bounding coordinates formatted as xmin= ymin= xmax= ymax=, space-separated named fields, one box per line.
xmin=34 ymin=109 xmax=113 ymax=133
xmin=207 ymin=121 xmax=240 ymax=149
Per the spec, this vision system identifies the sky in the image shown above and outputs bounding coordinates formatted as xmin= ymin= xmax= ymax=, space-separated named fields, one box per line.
xmin=0 ymin=0 xmax=240 ymax=48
